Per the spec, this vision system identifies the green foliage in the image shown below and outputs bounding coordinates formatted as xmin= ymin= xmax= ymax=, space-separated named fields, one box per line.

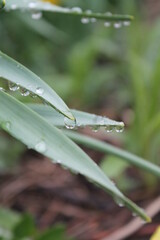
xmin=0 ymin=91 xmax=150 ymax=221
xmin=100 ymin=155 xmax=128 ymax=179
xmin=14 ymin=214 xmax=35 ymax=239
xmin=0 ymin=208 xmax=71 ymax=240
xmin=0 ymin=0 xmax=159 ymax=225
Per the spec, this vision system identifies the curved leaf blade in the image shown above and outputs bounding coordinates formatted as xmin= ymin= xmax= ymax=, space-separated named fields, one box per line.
xmin=28 ymin=104 xmax=124 ymax=130
xmin=65 ymin=131 xmax=160 ymax=178
xmin=5 ymin=0 xmax=134 ymax=22
xmin=0 ymin=51 xmax=74 ymax=120
xmin=0 ymin=91 xmax=150 ymax=222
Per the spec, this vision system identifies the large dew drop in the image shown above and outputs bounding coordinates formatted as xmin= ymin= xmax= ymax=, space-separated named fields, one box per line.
xmin=35 ymin=140 xmax=46 ymax=153
xmin=90 ymin=18 xmax=96 ymax=23
xmin=64 ymin=117 xmax=76 ymax=129
xmin=20 ymin=88 xmax=30 ymax=97
xmin=35 ymin=87 xmax=44 ymax=96
xmin=11 ymin=4 xmax=17 ymax=10
xmin=8 ymin=81 xmax=19 ymax=91
xmin=104 ymin=22 xmax=111 ymax=27
xmin=114 ymin=197 xmax=124 ymax=207
xmin=105 ymin=125 xmax=114 ymax=133
xmin=115 ymin=123 xmax=124 ymax=133
xmin=71 ymin=7 xmax=82 ymax=13
xmin=91 ymin=126 xmax=100 ymax=132
xmin=28 ymin=2 xmax=36 ymax=9
xmin=0 ymin=87 xmax=4 ymax=92
xmin=31 ymin=11 xmax=42 ymax=20
xmin=81 ymin=17 xmax=89 ymax=24
xmin=123 ymin=21 xmax=131 ymax=26
xmin=114 ymin=22 xmax=122 ymax=28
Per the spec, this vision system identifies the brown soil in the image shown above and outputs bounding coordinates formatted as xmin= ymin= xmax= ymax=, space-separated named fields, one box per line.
xmin=0 ymin=149 xmax=159 ymax=240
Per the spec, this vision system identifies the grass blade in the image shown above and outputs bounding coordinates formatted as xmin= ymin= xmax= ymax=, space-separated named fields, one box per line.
xmin=28 ymin=104 xmax=124 ymax=131
xmin=5 ymin=0 xmax=133 ymax=22
xmin=0 ymin=51 xmax=74 ymax=120
xmin=0 ymin=90 xmax=150 ymax=222
xmin=65 ymin=131 xmax=160 ymax=178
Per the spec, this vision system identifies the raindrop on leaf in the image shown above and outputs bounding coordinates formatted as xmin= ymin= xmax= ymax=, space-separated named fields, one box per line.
xmin=35 ymin=140 xmax=46 ymax=153
xmin=64 ymin=117 xmax=76 ymax=129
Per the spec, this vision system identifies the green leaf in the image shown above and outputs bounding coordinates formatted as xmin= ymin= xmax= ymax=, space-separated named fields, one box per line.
xmin=28 ymin=104 xmax=124 ymax=130
xmin=13 ymin=214 xmax=35 ymax=239
xmin=0 ymin=208 xmax=20 ymax=231
xmin=64 ymin=131 xmax=160 ymax=178
xmin=17 ymin=12 xmax=68 ymax=44
xmin=0 ymin=51 xmax=75 ymax=120
xmin=100 ymin=155 xmax=128 ymax=178
xmin=36 ymin=225 xmax=71 ymax=240
xmin=5 ymin=0 xmax=133 ymax=22
xmin=0 ymin=90 xmax=150 ymax=222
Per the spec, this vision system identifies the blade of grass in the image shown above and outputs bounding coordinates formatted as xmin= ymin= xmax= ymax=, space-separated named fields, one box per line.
xmin=28 ymin=104 xmax=124 ymax=130
xmin=17 ymin=12 xmax=69 ymax=44
xmin=0 ymin=51 xmax=74 ymax=120
xmin=5 ymin=0 xmax=134 ymax=22
xmin=0 ymin=90 xmax=150 ymax=222
xmin=64 ymin=131 xmax=160 ymax=178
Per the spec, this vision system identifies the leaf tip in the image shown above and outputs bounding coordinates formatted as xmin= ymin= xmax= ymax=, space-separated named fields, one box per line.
xmin=64 ymin=111 xmax=76 ymax=121
xmin=146 ymin=216 xmax=152 ymax=223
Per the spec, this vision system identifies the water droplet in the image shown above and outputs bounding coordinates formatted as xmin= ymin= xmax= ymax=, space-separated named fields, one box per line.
xmin=115 ymin=123 xmax=124 ymax=133
xmin=1 ymin=121 xmax=11 ymax=131
xmin=71 ymin=7 xmax=82 ymax=13
xmin=64 ymin=117 xmax=76 ymax=129
xmin=35 ymin=140 xmax=46 ymax=153
xmin=105 ymin=125 xmax=114 ymax=132
xmin=123 ymin=21 xmax=131 ymax=26
xmin=114 ymin=22 xmax=122 ymax=29
xmin=0 ymin=87 xmax=4 ymax=92
xmin=30 ymin=92 xmax=37 ymax=98
xmin=31 ymin=11 xmax=42 ymax=20
xmin=11 ymin=4 xmax=17 ymax=10
xmin=90 ymin=18 xmax=96 ymax=23
xmin=8 ymin=81 xmax=19 ymax=91
xmin=91 ymin=126 xmax=100 ymax=132
xmin=57 ymin=159 xmax=62 ymax=164
xmin=20 ymin=88 xmax=30 ymax=97
xmin=105 ymin=12 xmax=112 ymax=16
xmin=114 ymin=197 xmax=124 ymax=207
xmin=35 ymin=87 xmax=44 ymax=96
xmin=104 ymin=21 xmax=111 ymax=27
xmin=28 ymin=2 xmax=36 ymax=9
xmin=85 ymin=9 xmax=92 ymax=14
xmin=81 ymin=17 xmax=89 ymax=24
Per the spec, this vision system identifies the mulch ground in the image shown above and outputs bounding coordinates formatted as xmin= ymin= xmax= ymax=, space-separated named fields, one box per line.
xmin=0 ymin=150 xmax=159 ymax=240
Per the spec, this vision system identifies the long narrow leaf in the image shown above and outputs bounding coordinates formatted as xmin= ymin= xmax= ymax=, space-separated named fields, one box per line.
xmin=0 ymin=90 xmax=150 ymax=222
xmin=65 ymin=131 xmax=160 ymax=178
xmin=0 ymin=51 xmax=74 ymax=120
xmin=5 ymin=0 xmax=133 ymax=22
xmin=28 ymin=104 xmax=160 ymax=177
xmin=28 ymin=104 xmax=124 ymax=130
